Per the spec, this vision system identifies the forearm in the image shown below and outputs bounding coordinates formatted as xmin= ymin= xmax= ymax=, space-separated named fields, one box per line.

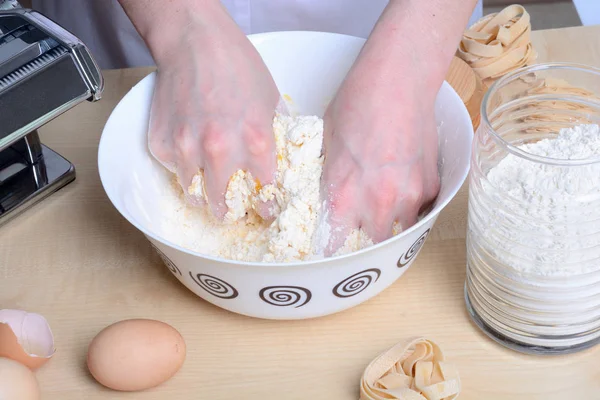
xmin=355 ymin=0 xmax=479 ymax=104
xmin=118 ymin=0 xmax=237 ymax=64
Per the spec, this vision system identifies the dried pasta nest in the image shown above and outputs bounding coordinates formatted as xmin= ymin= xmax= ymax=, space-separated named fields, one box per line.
xmin=457 ymin=4 xmax=600 ymax=135
xmin=457 ymin=5 xmax=537 ymax=88
xmin=360 ymin=337 xmax=460 ymax=400
xmin=513 ymin=75 xmax=600 ymax=133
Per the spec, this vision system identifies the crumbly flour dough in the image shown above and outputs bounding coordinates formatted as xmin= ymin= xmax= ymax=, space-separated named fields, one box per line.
xmin=478 ymin=123 xmax=600 ymax=276
xmin=160 ymin=113 xmax=374 ymax=262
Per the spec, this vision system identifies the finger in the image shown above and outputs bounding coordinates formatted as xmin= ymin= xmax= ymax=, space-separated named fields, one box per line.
xmin=201 ymin=126 xmax=240 ymax=220
xmin=149 ymin=129 xmax=178 ymax=174
xmin=246 ymin=123 xmax=277 ymax=183
xmin=321 ymin=172 xmax=359 ymax=257
xmin=420 ymin=172 xmax=440 ymax=215
xmin=360 ymin=168 xmax=401 ymax=244
xmin=422 ymin=157 xmax=441 ymax=211
xmin=322 ymin=188 xmax=355 ymax=256
xmin=324 ymin=214 xmax=353 ymax=257
xmin=246 ymin=124 xmax=278 ymax=220
xmin=147 ymin=118 xmax=176 ymax=172
xmin=394 ymin=171 xmax=425 ymax=234
xmin=149 ymin=141 xmax=176 ymax=173
xmin=360 ymin=190 xmax=397 ymax=244
xmin=203 ymin=161 xmax=237 ymax=221
xmin=254 ymin=198 xmax=278 ymax=222
xmin=395 ymin=210 xmax=419 ymax=235
xmin=168 ymin=122 xmax=206 ymax=206
xmin=178 ymin=164 xmax=206 ymax=207
xmin=198 ymin=121 xmax=237 ymax=219
xmin=149 ymin=146 xmax=175 ymax=173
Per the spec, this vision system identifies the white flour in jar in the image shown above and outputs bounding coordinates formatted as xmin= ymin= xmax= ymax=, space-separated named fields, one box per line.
xmin=159 ymin=113 xmax=374 ymax=262
xmin=479 ymin=123 xmax=600 ymax=276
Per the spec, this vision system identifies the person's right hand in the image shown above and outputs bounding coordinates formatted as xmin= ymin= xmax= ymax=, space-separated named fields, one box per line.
xmin=145 ymin=3 xmax=281 ymax=220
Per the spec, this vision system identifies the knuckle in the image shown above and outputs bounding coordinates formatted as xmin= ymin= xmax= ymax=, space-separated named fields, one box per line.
xmin=170 ymin=125 xmax=197 ymax=160
xmin=246 ymin=130 xmax=271 ymax=156
xmin=374 ymin=190 xmax=397 ymax=208
xmin=172 ymin=124 xmax=190 ymax=143
xmin=404 ymin=183 xmax=424 ymax=206
xmin=406 ymin=191 xmax=423 ymax=208
xmin=372 ymin=171 xmax=399 ymax=208
xmin=399 ymin=168 xmax=426 ymax=207
xmin=202 ymin=124 xmax=229 ymax=158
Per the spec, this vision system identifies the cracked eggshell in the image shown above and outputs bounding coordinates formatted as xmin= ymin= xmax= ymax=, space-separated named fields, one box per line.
xmin=0 ymin=309 xmax=55 ymax=370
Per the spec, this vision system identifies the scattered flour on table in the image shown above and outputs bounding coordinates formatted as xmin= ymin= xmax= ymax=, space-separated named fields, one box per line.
xmin=477 ymin=123 xmax=600 ymax=276
xmin=160 ymin=113 xmax=374 ymax=262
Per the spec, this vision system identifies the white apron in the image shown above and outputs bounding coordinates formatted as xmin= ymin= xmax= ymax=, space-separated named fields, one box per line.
xmin=31 ymin=0 xmax=483 ymax=70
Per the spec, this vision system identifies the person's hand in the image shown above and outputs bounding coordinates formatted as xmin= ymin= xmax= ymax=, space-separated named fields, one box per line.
xmin=313 ymin=0 xmax=478 ymax=255
xmin=144 ymin=4 xmax=281 ymax=220
xmin=321 ymin=61 xmax=440 ymax=255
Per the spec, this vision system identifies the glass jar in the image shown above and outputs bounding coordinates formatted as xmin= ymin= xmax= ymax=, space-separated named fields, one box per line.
xmin=465 ymin=63 xmax=600 ymax=355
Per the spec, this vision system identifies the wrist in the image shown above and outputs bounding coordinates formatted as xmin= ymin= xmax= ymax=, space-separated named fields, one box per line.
xmin=118 ymin=0 xmax=228 ymax=65
xmin=356 ymin=0 xmax=478 ymax=104
xmin=348 ymin=41 xmax=440 ymax=110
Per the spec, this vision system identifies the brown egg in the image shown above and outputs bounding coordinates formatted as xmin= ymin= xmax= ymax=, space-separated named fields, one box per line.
xmin=87 ymin=319 xmax=186 ymax=391
xmin=0 ymin=357 xmax=40 ymax=400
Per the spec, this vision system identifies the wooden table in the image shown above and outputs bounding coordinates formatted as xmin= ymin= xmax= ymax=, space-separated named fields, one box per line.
xmin=2 ymin=25 xmax=600 ymax=400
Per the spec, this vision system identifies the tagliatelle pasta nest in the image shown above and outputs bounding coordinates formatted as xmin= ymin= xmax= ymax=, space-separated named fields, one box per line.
xmin=522 ymin=77 xmax=600 ymax=129
xmin=457 ymin=4 xmax=537 ymax=87
xmin=487 ymin=73 xmax=600 ymax=134
xmin=360 ymin=337 xmax=460 ymax=400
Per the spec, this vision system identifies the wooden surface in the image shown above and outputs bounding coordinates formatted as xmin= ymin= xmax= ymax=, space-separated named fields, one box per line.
xmin=1 ymin=25 xmax=600 ymax=400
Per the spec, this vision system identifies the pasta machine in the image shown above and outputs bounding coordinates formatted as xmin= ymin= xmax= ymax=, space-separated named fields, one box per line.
xmin=0 ymin=4 xmax=103 ymax=226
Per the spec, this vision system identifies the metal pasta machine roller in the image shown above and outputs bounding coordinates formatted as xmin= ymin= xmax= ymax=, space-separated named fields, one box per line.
xmin=0 ymin=5 xmax=103 ymax=226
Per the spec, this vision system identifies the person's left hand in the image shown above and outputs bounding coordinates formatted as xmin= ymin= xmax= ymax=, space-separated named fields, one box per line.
xmin=320 ymin=59 xmax=441 ymax=255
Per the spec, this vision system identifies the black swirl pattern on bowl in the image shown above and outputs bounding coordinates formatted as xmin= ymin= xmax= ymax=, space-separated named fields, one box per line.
xmin=259 ymin=286 xmax=312 ymax=308
xmin=150 ymin=244 xmax=181 ymax=276
xmin=189 ymin=272 xmax=239 ymax=299
xmin=397 ymin=229 xmax=430 ymax=268
xmin=332 ymin=268 xmax=381 ymax=298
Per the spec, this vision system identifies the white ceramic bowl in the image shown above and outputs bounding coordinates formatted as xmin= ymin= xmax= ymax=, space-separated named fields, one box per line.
xmin=98 ymin=31 xmax=473 ymax=320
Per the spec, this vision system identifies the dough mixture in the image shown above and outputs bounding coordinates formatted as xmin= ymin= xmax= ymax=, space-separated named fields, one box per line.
xmin=160 ymin=113 xmax=376 ymax=262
